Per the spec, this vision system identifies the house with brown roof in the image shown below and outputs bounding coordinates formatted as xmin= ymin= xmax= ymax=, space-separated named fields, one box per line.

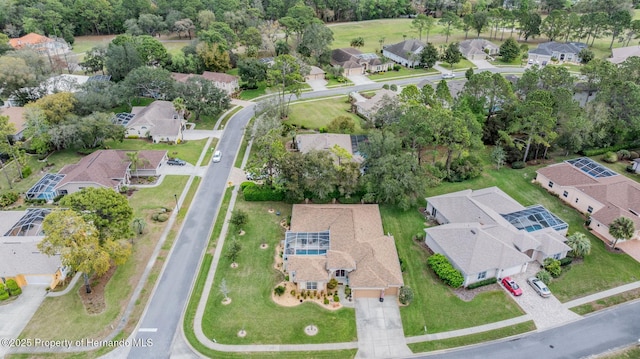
xmin=9 ymin=32 xmax=70 ymax=57
xmin=125 ymin=101 xmax=185 ymax=143
xmin=283 ymin=204 xmax=403 ymax=299
xmin=53 ymin=150 xmax=167 ymax=196
xmin=305 ymin=66 xmax=326 ymax=81
xmin=171 ymin=71 xmax=239 ymax=95
xmin=330 ymin=48 xmax=392 ymax=76
xmin=536 ymin=157 xmax=640 ymax=244
xmin=459 ymin=39 xmax=499 ymax=60
xmin=0 ymin=106 xmax=27 ymax=140
xmin=295 ymin=133 xmax=364 ymax=164
xmin=382 ymin=39 xmax=425 ymax=68
xmin=351 ymin=89 xmax=398 ymax=120
xmin=0 ymin=209 xmax=68 ymax=288
xmin=425 ymin=187 xmax=571 ymax=287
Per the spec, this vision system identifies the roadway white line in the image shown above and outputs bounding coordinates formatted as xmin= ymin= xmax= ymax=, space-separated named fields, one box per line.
xmin=138 ymin=328 xmax=158 ymax=332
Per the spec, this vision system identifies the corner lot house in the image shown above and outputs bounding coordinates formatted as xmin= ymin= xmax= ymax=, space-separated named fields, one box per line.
xmin=382 ymin=39 xmax=425 ymax=68
xmin=536 ymin=157 xmax=640 ymax=244
xmin=171 ymin=71 xmax=239 ymax=95
xmin=283 ymin=204 xmax=403 ymax=298
xmin=0 ymin=209 xmax=68 ymax=288
xmin=528 ymin=41 xmax=587 ymax=64
xmin=425 ymin=187 xmax=570 ymax=287
xmin=331 ymin=48 xmax=392 ymax=76
xmin=125 ymin=101 xmax=185 ymax=143
xmin=26 ymin=150 xmax=167 ymax=200
xmin=351 ymin=89 xmax=398 ymax=120
xmin=295 ymin=133 xmax=365 ymax=163
xmin=459 ymin=39 xmax=499 ymax=60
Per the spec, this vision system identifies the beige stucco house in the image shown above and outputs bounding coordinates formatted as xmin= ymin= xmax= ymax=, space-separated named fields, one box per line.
xmin=536 ymin=157 xmax=640 ymax=244
xmin=459 ymin=39 xmax=499 ymax=60
xmin=305 ymin=66 xmax=326 ymax=81
xmin=425 ymin=187 xmax=570 ymax=287
xmin=126 ymin=101 xmax=185 ymax=143
xmin=351 ymin=89 xmax=398 ymax=120
xmin=295 ymin=133 xmax=364 ymax=164
xmin=331 ymin=48 xmax=392 ymax=76
xmin=382 ymin=39 xmax=425 ymax=68
xmin=283 ymin=204 xmax=403 ymax=298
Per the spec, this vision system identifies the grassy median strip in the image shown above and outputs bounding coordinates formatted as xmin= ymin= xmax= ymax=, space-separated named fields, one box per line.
xmin=208 ymin=186 xmax=234 ymax=251
xmin=570 ymin=288 xmax=640 ymax=315
xmin=408 ymin=321 xmax=536 ymax=353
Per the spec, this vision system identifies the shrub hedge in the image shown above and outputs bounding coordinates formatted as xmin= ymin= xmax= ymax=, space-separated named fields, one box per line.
xmin=242 ymin=182 xmax=284 ymax=201
xmin=21 ymin=166 xmax=32 ymax=178
xmin=427 ymin=253 xmax=464 ymax=288
xmin=0 ymin=191 xmax=19 ymax=208
xmin=0 ymin=283 xmax=8 ymax=301
xmin=559 ymin=257 xmax=573 ymax=266
xmin=6 ymin=279 xmax=21 ymax=296
xmin=466 ymin=277 xmax=498 ymax=289
xmin=511 ymin=161 xmax=526 ymax=169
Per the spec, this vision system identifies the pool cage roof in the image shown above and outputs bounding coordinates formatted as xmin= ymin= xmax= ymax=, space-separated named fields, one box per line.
xmin=566 ymin=157 xmax=618 ymax=178
xmin=501 ymin=205 xmax=568 ymax=233
xmin=26 ymin=173 xmax=65 ymax=200
xmin=5 ymin=208 xmax=52 ymax=236
xmin=284 ymin=230 xmax=330 ymax=258
xmin=87 ymin=74 xmax=111 ymax=82
xmin=350 ymin=135 xmax=367 ymax=156
xmin=112 ymin=113 xmax=135 ymax=126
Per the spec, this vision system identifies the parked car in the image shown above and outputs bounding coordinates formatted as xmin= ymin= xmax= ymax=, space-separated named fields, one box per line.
xmin=167 ymin=158 xmax=186 ymax=166
xmin=212 ymin=150 xmax=222 ymax=163
xmin=441 ymin=72 xmax=455 ymax=79
xmin=501 ymin=277 xmax=523 ymax=296
xmin=527 ymin=277 xmax=551 ymax=297
xmin=246 ymin=171 xmax=267 ymax=181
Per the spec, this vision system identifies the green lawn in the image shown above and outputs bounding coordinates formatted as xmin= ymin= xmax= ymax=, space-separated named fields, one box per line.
xmin=446 ymin=58 xmax=476 ymax=71
xmin=104 ymin=138 xmax=207 ymax=165
xmin=201 ymin=199 xmax=357 ymax=344
xmin=368 ymin=67 xmax=437 ymax=81
xmin=424 ymin=150 xmax=640 ymax=303
xmin=161 ymin=40 xmax=191 ymax=55
xmin=239 ymin=82 xmax=268 ymax=100
xmin=326 ymin=77 xmax=353 ymax=87
xmin=286 ymin=97 xmax=366 ymax=133
xmin=18 ymin=176 xmax=189 ymax=342
xmin=0 ymin=149 xmax=83 ymax=194
xmin=380 ymin=205 xmax=526 ymax=335
xmin=408 ymin=321 xmax=536 ymax=353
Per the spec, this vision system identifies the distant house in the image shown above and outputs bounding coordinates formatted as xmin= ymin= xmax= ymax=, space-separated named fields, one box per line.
xmin=0 ymin=209 xmax=68 ymax=288
xmin=528 ymin=41 xmax=587 ymax=64
xmin=305 ymin=66 xmax=326 ymax=81
xmin=425 ymin=187 xmax=571 ymax=287
xmin=25 ymin=150 xmax=167 ymax=200
xmin=125 ymin=100 xmax=185 ymax=143
xmin=171 ymin=71 xmax=239 ymax=95
xmin=295 ymin=133 xmax=364 ymax=164
xmin=459 ymin=39 xmax=499 ymax=60
xmin=283 ymin=204 xmax=403 ymax=298
xmin=0 ymin=106 xmax=27 ymax=140
xmin=609 ymin=45 xmax=640 ymax=64
xmin=382 ymin=39 xmax=425 ymax=68
xmin=351 ymin=89 xmax=398 ymax=120
xmin=536 ymin=157 xmax=640 ymax=244
xmin=330 ymin=48 xmax=392 ymax=76
xmin=8 ymin=32 xmax=71 ymax=57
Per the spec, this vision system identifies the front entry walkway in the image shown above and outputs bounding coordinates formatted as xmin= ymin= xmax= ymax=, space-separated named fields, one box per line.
xmin=354 ymin=297 xmax=411 ymax=358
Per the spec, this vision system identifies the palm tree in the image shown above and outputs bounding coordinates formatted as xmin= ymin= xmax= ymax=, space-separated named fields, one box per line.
xmin=566 ymin=232 xmax=591 ymax=258
xmin=609 ymin=217 xmax=635 ymax=249
xmin=172 ymin=97 xmax=187 ymax=120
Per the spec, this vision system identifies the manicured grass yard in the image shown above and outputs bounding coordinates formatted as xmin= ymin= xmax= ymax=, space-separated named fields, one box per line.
xmin=104 ymin=138 xmax=207 ymax=165
xmin=286 ymin=97 xmax=366 ymax=133
xmin=380 ymin=205 xmax=526 ymax=336
xmin=19 ymin=176 xmax=189 ymax=342
xmin=239 ymin=82 xmax=268 ymax=100
xmin=0 ymin=149 xmax=83 ymax=193
xmin=368 ymin=67 xmax=437 ymax=81
xmin=201 ymin=199 xmax=357 ymax=344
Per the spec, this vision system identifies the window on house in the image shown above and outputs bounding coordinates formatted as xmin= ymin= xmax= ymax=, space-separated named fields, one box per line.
xmin=563 ymin=191 xmax=568 ymax=198
xmin=587 ymin=206 xmax=593 ymax=214
xmin=548 ymin=181 xmax=554 ymax=188
xmin=306 ymin=282 xmax=317 ymax=290
xmin=553 ymin=253 xmax=562 ymax=260
xmin=477 ymin=271 xmax=486 ymax=280
xmin=335 ymin=269 xmax=346 ymax=277
xmin=431 ymin=207 xmax=437 ymax=217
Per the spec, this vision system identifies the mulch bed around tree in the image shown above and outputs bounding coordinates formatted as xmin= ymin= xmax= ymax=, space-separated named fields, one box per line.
xmin=78 ymin=265 xmax=117 ymax=315
xmin=452 ymin=284 xmax=501 ymax=302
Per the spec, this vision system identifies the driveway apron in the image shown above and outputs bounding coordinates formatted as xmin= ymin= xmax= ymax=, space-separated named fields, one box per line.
xmin=354 ymin=297 xmax=411 ymax=359
xmin=0 ymin=285 xmax=48 ymax=357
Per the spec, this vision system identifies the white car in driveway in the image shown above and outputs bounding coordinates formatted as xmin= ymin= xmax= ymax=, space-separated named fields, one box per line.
xmin=441 ymin=72 xmax=455 ymax=79
xmin=527 ymin=277 xmax=551 ymax=297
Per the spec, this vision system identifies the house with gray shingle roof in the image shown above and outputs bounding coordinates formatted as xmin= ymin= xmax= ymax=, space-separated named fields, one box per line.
xmin=528 ymin=41 xmax=587 ymax=65
xmin=283 ymin=204 xmax=403 ymax=299
xmin=536 ymin=157 xmax=640 ymax=245
xmin=126 ymin=100 xmax=185 ymax=143
xmin=171 ymin=71 xmax=239 ymax=95
xmin=352 ymin=89 xmax=398 ymax=120
xmin=425 ymin=187 xmax=570 ymax=287
xmin=295 ymin=133 xmax=364 ymax=164
xmin=330 ymin=48 xmax=392 ymax=76
xmin=382 ymin=39 xmax=425 ymax=67
xmin=459 ymin=39 xmax=499 ymax=60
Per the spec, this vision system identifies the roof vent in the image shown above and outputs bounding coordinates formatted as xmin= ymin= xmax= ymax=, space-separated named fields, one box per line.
xmin=470 ymin=230 xmax=476 ymax=235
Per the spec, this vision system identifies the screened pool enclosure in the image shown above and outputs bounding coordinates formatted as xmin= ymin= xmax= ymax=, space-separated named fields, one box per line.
xmin=283 ymin=230 xmax=330 ymax=260
xmin=501 ymin=205 xmax=568 ymax=233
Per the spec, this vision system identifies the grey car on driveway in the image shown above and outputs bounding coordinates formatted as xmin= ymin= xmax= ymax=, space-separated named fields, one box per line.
xmin=527 ymin=277 xmax=551 ymax=297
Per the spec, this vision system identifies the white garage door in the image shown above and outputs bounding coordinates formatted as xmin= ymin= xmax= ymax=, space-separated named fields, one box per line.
xmin=24 ymin=275 xmax=52 ymax=286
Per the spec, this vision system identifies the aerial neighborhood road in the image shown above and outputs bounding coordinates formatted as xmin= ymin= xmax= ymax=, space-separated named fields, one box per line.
xmin=124 ymin=68 xmax=636 ymax=359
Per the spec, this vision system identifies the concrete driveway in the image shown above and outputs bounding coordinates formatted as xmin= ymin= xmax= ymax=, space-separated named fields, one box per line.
xmin=347 ymin=75 xmax=374 ymax=85
xmin=469 ymin=59 xmax=496 ymax=69
xmin=616 ymin=239 xmax=640 ymax=262
xmin=306 ymin=79 xmax=328 ymax=91
xmin=504 ymin=266 xmax=581 ymax=330
xmin=0 ymin=285 xmax=48 ymax=357
xmin=157 ymin=162 xmax=207 ymax=177
xmin=354 ymin=297 xmax=411 ymax=358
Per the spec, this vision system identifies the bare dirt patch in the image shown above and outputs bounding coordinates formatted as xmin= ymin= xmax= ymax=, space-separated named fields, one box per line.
xmin=452 ymin=283 xmax=501 ymax=302
xmin=79 ymin=265 xmax=117 ymax=315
